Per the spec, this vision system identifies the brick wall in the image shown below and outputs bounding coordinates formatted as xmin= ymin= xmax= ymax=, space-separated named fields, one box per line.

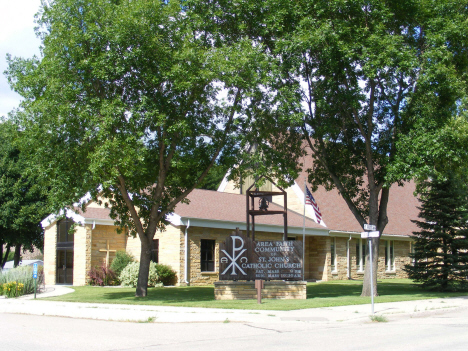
xmin=323 ymin=237 xmax=412 ymax=281
xmin=214 ymin=281 xmax=306 ymax=300
xmin=306 ymin=236 xmax=329 ymax=280
xmin=43 ymin=223 xmax=57 ymax=285
xmin=73 ymin=224 xmax=92 ymax=286
xmin=90 ymin=225 xmax=127 ymax=269
xmin=125 ymin=225 xmax=183 ymax=284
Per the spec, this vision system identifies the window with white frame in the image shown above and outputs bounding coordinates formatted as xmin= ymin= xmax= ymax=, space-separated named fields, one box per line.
xmin=356 ymin=239 xmax=366 ymax=272
xmin=385 ymin=240 xmax=395 ymax=271
xmin=331 ymin=237 xmax=337 ymax=272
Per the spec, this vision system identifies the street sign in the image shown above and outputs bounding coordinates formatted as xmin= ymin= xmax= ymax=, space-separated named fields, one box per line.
xmin=33 ymin=263 xmax=38 ymax=299
xmin=361 ymin=231 xmax=380 ymax=238
xmin=364 ymin=224 xmax=376 ymax=231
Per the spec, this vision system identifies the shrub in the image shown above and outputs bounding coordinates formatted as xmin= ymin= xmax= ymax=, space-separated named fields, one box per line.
xmin=119 ymin=262 xmax=163 ymax=288
xmin=0 ymin=265 xmax=43 ymax=297
xmin=2 ymin=281 xmax=25 ymax=298
xmin=154 ymin=263 xmax=177 ymax=286
xmin=87 ymin=262 xmax=118 ymax=286
xmin=110 ymin=250 xmax=135 ymax=278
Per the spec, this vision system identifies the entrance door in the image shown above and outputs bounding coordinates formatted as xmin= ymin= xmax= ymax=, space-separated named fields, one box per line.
xmin=56 ymin=250 xmax=73 ymax=284
xmin=56 ymin=218 xmax=74 ymax=285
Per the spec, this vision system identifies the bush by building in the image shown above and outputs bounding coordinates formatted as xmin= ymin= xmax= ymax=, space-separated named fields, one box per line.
xmin=110 ymin=250 xmax=135 ymax=278
xmin=87 ymin=262 xmax=118 ymax=286
xmin=119 ymin=262 xmax=163 ymax=288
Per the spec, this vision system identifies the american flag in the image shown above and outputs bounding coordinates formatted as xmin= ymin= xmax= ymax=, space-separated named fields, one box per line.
xmin=305 ymin=186 xmax=322 ymax=223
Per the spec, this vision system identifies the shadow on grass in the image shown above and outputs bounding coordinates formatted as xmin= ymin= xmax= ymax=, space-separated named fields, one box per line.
xmin=101 ymin=286 xmax=215 ymax=304
xmin=49 ymin=279 xmax=467 ymax=309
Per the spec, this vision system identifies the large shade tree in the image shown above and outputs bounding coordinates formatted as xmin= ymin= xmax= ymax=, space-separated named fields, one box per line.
xmin=275 ymin=0 xmax=468 ymax=296
xmin=0 ymin=119 xmax=48 ymax=268
xmin=5 ymin=0 xmax=299 ymax=296
xmin=189 ymin=0 xmax=468 ymax=295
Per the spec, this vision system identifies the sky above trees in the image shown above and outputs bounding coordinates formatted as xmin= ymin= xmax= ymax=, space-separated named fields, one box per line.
xmin=0 ymin=0 xmax=41 ymax=117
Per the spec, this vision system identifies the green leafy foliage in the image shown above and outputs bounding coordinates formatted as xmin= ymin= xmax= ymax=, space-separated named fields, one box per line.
xmin=153 ymin=264 xmax=177 ymax=286
xmin=405 ymin=175 xmax=468 ymax=291
xmin=110 ymin=251 xmax=135 ymax=279
xmin=196 ymin=164 xmax=229 ymax=191
xmin=194 ymin=0 xmax=468 ymax=296
xmin=119 ymin=262 xmax=163 ymax=288
xmin=5 ymin=0 xmax=277 ymax=296
xmin=0 ymin=120 xmax=49 ymax=268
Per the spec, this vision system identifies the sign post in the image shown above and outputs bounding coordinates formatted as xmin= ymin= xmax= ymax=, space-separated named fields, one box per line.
xmin=255 ymin=279 xmax=264 ymax=304
xmin=33 ymin=263 xmax=38 ymax=299
xmin=361 ymin=229 xmax=379 ymax=314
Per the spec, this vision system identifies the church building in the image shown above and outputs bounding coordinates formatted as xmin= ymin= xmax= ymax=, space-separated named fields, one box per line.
xmin=42 ymin=155 xmax=419 ymax=286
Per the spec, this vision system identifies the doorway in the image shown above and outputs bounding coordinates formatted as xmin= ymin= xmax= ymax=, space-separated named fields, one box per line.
xmin=56 ymin=218 xmax=74 ymax=285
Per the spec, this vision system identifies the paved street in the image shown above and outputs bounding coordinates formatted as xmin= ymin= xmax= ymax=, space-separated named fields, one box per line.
xmin=2 ymin=287 xmax=468 ymax=350
xmin=2 ymin=305 xmax=468 ymax=350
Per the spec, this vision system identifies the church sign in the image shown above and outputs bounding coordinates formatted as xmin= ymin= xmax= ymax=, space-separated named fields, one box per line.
xmin=219 ymin=233 xmax=303 ymax=281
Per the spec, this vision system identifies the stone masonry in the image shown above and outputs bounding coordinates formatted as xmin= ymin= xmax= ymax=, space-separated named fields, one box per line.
xmin=214 ymin=281 xmax=307 ymax=300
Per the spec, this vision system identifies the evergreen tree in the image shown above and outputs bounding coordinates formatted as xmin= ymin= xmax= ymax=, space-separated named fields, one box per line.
xmin=406 ymin=176 xmax=468 ymax=291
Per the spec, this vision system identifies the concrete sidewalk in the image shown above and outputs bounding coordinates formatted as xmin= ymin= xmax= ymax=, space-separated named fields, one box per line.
xmin=1 ymin=285 xmax=467 ymax=324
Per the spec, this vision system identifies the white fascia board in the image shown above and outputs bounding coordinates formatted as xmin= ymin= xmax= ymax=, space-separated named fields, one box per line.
xmin=73 ymin=192 xmax=92 ymax=207
xmin=167 ymin=213 xmax=182 ymax=226
xmin=41 ymin=214 xmax=58 ymax=229
xmin=83 ymin=218 xmax=116 ymax=226
xmin=329 ymin=230 xmax=413 ymax=241
xmin=41 ymin=209 xmax=86 ymax=229
xmin=329 ymin=230 xmax=361 ymax=238
xmin=381 ymin=234 xmax=414 ymax=241
xmin=217 ymin=169 xmax=231 ymax=192
xmin=172 ymin=217 xmax=328 ymax=236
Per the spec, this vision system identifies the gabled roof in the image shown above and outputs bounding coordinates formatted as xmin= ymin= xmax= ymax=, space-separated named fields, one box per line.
xmin=170 ymin=189 xmax=326 ymax=235
xmin=293 ymin=146 xmax=419 ymax=236
xmin=42 ymin=170 xmax=419 ymax=238
xmin=41 ymin=207 xmax=114 ymax=228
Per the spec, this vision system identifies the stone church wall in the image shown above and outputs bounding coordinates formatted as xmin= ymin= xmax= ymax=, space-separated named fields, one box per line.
xmin=43 ymin=223 xmax=57 ymax=285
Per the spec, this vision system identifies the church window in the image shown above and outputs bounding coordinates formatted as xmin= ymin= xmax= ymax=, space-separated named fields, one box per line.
xmin=201 ymin=239 xmax=215 ymax=272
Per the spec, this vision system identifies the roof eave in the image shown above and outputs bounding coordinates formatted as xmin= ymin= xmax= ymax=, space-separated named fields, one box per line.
xmin=172 ymin=216 xmax=328 ymax=236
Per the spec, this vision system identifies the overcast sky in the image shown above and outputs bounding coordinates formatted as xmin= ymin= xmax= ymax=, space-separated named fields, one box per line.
xmin=0 ymin=0 xmax=42 ymax=118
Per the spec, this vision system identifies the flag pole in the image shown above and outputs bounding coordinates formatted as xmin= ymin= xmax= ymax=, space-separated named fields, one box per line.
xmin=302 ymin=177 xmax=306 ymax=281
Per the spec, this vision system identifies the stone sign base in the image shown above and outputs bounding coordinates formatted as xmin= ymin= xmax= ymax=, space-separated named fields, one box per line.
xmin=214 ymin=281 xmax=307 ymax=300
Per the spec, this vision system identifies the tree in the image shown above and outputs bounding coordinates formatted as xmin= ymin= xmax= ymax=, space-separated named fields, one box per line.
xmin=405 ymin=175 xmax=468 ymax=291
xmin=196 ymin=163 xmax=229 ymax=191
xmin=203 ymin=0 xmax=468 ymax=296
xmin=6 ymin=0 xmax=279 ymax=296
xmin=0 ymin=119 xmax=48 ymax=269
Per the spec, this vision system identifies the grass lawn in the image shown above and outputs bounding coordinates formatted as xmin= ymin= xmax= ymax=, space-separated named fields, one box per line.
xmin=42 ymin=279 xmax=468 ymax=311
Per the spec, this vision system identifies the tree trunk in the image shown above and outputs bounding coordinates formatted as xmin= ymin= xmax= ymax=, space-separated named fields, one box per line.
xmin=361 ymin=236 xmax=380 ymax=297
xmin=1 ymin=245 xmax=11 ymax=269
xmin=13 ymin=243 xmax=22 ymax=267
xmin=135 ymin=238 xmax=152 ymax=297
